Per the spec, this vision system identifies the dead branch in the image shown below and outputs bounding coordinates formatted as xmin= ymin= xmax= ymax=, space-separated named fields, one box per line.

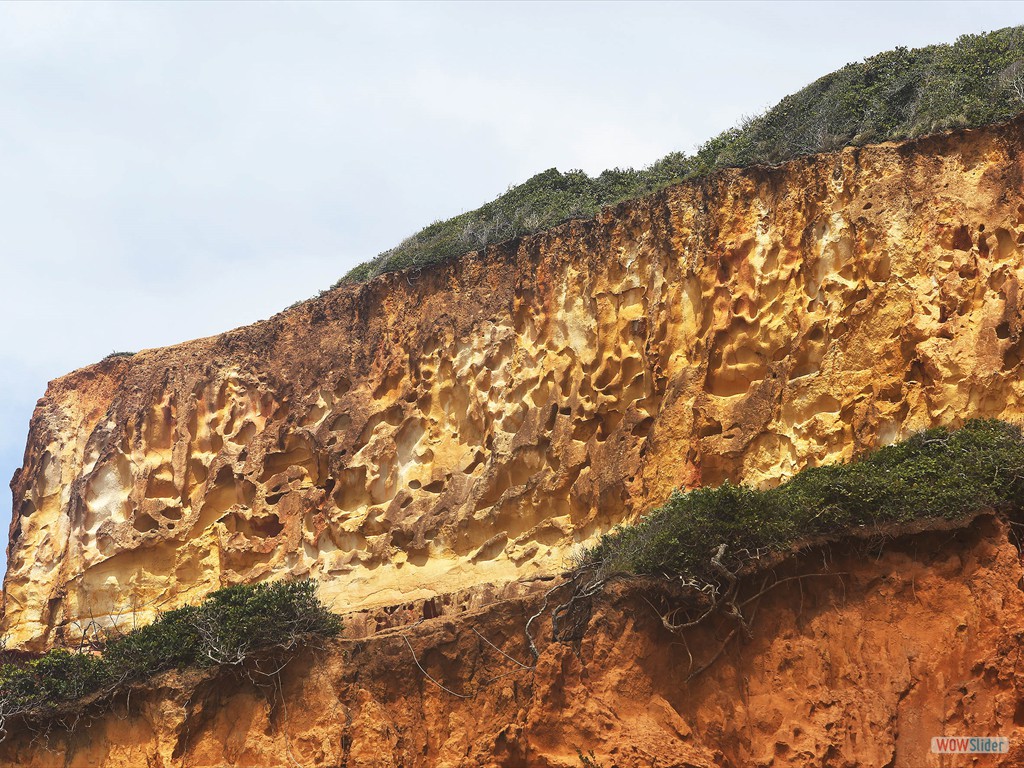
xmin=524 ymin=577 xmax=574 ymax=663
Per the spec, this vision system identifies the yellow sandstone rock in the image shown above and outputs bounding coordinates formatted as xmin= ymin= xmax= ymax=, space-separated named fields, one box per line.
xmin=6 ymin=116 xmax=1024 ymax=652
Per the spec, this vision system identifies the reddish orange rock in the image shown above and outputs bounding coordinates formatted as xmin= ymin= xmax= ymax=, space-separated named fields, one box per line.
xmin=0 ymin=516 xmax=1023 ymax=766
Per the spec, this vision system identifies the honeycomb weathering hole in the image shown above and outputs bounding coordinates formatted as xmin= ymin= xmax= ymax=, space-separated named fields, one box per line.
xmin=132 ymin=512 xmax=160 ymax=533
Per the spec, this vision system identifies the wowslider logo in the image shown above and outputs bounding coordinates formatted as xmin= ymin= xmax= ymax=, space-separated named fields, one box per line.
xmin=931 ymin=736 xmax=1009 ymax=754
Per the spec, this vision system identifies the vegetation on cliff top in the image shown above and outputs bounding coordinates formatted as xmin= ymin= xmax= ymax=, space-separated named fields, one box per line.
xmin=339 ymin=26 xmax=1024 ymax=285
xmin=0 ymin=581 xmax=340 ymax=733
xmin=579 ymin=419 xmax=1024 ymax=583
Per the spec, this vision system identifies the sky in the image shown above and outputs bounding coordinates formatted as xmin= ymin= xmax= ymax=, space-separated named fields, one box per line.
xmin=2 ymin=0 xmax=1024 ymax=551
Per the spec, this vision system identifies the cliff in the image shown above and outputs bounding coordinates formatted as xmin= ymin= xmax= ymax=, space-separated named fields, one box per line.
xmin=7 ymin=116 xmax=1024 ymax=654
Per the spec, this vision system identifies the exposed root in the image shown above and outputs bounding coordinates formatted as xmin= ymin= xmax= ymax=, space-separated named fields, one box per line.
xmin=562 ymin=543 xmax=854 ymax=682
xmin=400 ymin=634 xmax=471 ymax=699
xmin=686 ymin=626 xmax=739 ymax=681
xmin=471 ymin=627 xmax=532 ymax=670
xmin=525 ymin=577 xmax=574 ymax=663
xmin=642 ymin=561 xmax=849 ymax=682
xmin=550 ymin=565 xmax=607 ymax=644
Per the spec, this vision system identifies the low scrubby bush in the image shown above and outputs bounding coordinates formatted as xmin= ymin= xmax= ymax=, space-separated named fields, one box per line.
xmin=338 ymin=26 xmax=1024 ymax=285
xmin=582 ymin=419 xmax=1024 ymax=582
xmin=0 ymin=581 xmax=340 ymax=727
xmin=0 ymin=650 xmax=108 ymax=716
xmin=187 ymin=581 xmax=341 ymax=666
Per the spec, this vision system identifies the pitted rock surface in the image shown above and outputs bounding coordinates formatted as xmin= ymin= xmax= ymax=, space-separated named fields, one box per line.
xmin=7 ymin=117 xmax=1024 ymax=651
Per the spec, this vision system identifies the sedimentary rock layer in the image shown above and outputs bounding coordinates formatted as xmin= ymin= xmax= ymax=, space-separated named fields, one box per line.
xmin=1 ymin=515 xmax=1021 ymax=767
xmin=7 ymin=117 xmax=1024 ymax=649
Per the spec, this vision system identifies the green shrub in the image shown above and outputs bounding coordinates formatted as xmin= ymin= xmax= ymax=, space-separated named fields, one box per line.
xmin=101 ymin=603 xmax=204 ymax=682
xmin=0 ymin=580 xmax=340 ymax=723
xmin=583 ymin=419 xmax=1024 ymax=581
xmin=187 ymin=581 xmax=342 ymax=666
xmin=0 ymin=650 xmax=110 ymax=725
xmin=27 ymin=650 xmax=109 ymax=704
xmin=337 ymin=26 xmax=1024 ymax=286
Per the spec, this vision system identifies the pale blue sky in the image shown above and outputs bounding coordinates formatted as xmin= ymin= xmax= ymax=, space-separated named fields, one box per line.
xmin=2 ymin=1 xmax=1024 ymax=549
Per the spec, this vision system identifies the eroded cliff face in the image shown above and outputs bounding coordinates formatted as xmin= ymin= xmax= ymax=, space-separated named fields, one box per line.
xmin=2 ymin=515 xmax=1023 ymax=767
xmin=7 ymin=117 xmax=1024 ymax=651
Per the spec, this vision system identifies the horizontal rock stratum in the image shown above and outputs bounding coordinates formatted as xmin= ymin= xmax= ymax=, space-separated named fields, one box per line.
xmin=1 ymin=515 xmax=1022 ymax=766
xmin=7 ymin=116 xmax=1024 ymax=653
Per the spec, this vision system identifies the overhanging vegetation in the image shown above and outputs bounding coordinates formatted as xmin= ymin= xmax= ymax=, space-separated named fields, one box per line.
xmin=580 ymin=419 xmax=1024 ymax=583
xmin=0 ymin=581 xmax=340 ymax=734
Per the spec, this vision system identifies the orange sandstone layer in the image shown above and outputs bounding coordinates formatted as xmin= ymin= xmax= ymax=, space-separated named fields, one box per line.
xmin=7 ymin=117 xmax=1024 ymax=650
xmin=1 ymin=515 xmax=1022 ymax=767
